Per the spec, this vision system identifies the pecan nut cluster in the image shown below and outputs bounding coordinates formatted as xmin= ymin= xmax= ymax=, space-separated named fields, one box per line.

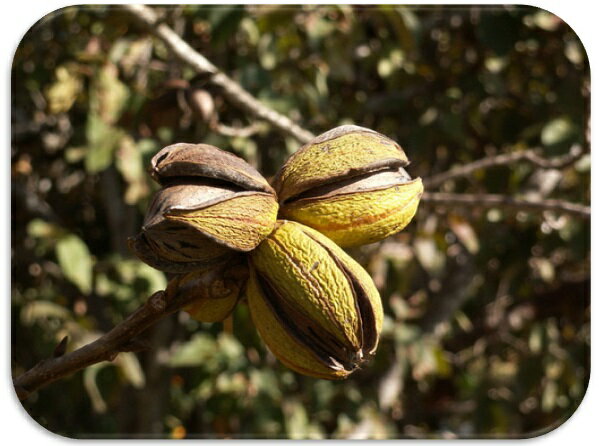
xmin=130 ymin=125 xmax=423 ymax=379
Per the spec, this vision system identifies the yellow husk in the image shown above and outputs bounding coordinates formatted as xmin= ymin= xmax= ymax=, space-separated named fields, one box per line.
xmin=171 ymin=266 xmax=242 ymax=323
xmin=276 ymin=132 xmax=408 ymax=202
xmin=298 ymin=223 xmax=384 ymax=351
xmin=184 ymin=293 xmax=239 ymax=323
xmin=281 ymin=178 xmax=423 ymax=248
xmin=247 ymin=221 xmax=384 ymax=378
xmin=246 ymin=268 xmax=350 ymax=380
xmin=166 ymin=193 xmax=278 ymax=252
xmin=250 ymin=221 xmax=361 ymax=350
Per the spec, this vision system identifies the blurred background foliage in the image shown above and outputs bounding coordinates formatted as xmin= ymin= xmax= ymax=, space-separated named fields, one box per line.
xmin=11 ymin=5 xmax=589 ymax=439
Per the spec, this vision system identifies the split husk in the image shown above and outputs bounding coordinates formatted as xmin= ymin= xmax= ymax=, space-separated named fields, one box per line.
xmin=129 ymin=143 xmax=278 ymax=273
xmin=247 ymin=220 xmax=383 ymax=379
xmin=275 ymin=125 xmax=423 ymax=247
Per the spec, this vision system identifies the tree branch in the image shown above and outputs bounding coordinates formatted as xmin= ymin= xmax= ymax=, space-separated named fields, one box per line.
xmin=424 ymin=145 xmax=585 ymax=189
xmin=211 ymin=121 xmax=262 ymax=138
xmin=13 ymin=266 xmax=229 ymax=400
xmin=122 ymin=4 xmax=315 ymax=144
xmin=420 ymin=192 xmax=590 ymax=219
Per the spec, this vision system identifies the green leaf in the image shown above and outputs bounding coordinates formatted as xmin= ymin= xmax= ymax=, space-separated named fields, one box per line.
xmin=115 ymin=136 xmax=149 ymax=204
xmin=169 ymin=333 xmax=217 ymax=367
xmin=541 ymin=380 xmax=558 ymax=412
xmin=525 ymin=11 xmax=560 ymax=31
xmin=448 ymin=216 xmax=480 ymax=254
xmin=84 ymin=113 xmax=124 ymax=173
xmin=541 ymin=117 xmax=574 ymax=146
xmin=115 ymin=352 xmax=145 ymax=389
xmin=413 ymin=236 xmax=446 ymax=277
xmin=27 ymin=219 xmax=64 ymax=239
xmin=83 ymin=363 xmax=108 ymax=413
xmin=137 ymin=138 xmax=160 ymax=156
xmin=56 ymin=234 xmax=94 ymax=294
xmin=284 ymin=399 xmax=310 ymax=439
xmin=217 ymin=333 xmax=244 ymax=359
xmin=90 ymin=63 xmax=130 ymax=124
xmin=249 ymin=369 xmax=282 ymax=400
xmin=83 ymin=63 xmax=129 ymax=173
xmin=134 ymin=262 xmax=167 ymax=293
xmin=21 ymin=301 xmax=72 ymax=325
xmin=44 ymin=64 xmax=83 ymax=114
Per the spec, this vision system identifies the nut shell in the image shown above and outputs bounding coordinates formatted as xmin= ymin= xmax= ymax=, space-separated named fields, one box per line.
xmin=166 ymin=259 xmax=247 ymax=323
xmin=281 ymin=172 xmax=423 ymax=247
xmin=247 ymin=220 xmax=383 ymax=379
xmin=130 ymin=144 xmax=278 ymax=272
xmin=274 ymin=125 xmax=422 ymax=247
xmin=151 ymin=143 xmax=274 ymax=194
xmin=273 ymin=125 xmax=409 ymax=204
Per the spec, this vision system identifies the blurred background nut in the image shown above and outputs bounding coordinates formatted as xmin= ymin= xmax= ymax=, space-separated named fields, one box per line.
xmin=274 ymin=125 xmax=423 ymax=247
xmin=247 ymin=220 xmax=383 ymax=379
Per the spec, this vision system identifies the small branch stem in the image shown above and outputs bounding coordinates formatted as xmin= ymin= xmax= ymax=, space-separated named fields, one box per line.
xmin=122 ymin=4 xmax=315 ymax=144
xmin=211 ymin=121 xmax=262 ymax=138
xmin=420 ymin=192 xmax=590 ymax=219
xmin=425 ymin=145 xmax=584 ymax=189
xmin=13 ymin=266 xmax=225 ymax=400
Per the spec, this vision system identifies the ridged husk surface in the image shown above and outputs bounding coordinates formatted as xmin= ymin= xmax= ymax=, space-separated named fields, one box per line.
xmin=274 ymin=125 xmax=422 ymax=247
xmin=247 ymin=220 xmax=383 ymax=379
